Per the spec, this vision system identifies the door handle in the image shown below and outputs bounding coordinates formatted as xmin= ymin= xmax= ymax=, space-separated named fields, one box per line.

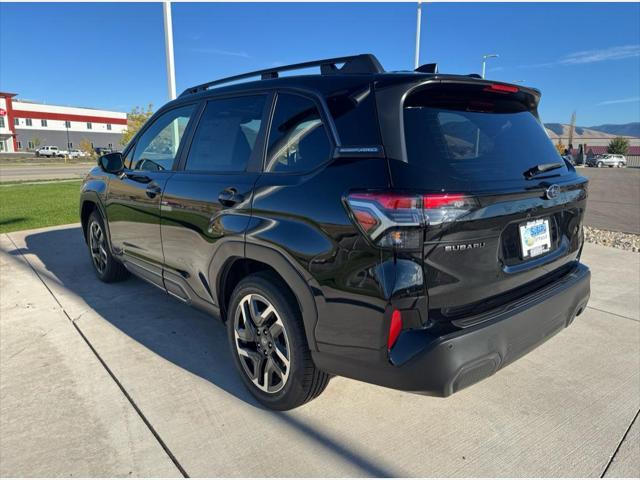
xmin=145 ymin=182 xmax=162 ymax=199
xmin=218 ymin=187 xmax=244 ymax=207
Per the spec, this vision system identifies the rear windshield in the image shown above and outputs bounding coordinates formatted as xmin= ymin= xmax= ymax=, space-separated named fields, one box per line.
xmin=403 ymin=85 xmax=567 ymax=187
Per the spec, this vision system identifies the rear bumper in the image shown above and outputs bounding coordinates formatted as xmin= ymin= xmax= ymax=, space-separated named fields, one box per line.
xmin=313 ymin=263 xmax=590 ymax=396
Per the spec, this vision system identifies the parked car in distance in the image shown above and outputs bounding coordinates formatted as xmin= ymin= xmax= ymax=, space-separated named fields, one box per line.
xmin=68 ymin=149 xmax=88 ymax=158
xmin=36 ymin=145 xmax=66 ymax=158
xmin=94 ymin=147 xmax=113 ymax=156
xmin=80 ymin=54 xmax=591 ymax=410
xmin=586 ymin=154 xmax=626 ymax=168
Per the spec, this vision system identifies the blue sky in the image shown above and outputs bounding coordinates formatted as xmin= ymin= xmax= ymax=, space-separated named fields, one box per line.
xmin=1 ymin=2 xmax=639 ymax=126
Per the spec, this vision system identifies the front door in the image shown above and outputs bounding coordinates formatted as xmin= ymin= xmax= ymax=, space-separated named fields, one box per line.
xmin=160 ymin=94 xmax=270 ymax=304
xmin=106 ymin=104 xmax=196 ymax=286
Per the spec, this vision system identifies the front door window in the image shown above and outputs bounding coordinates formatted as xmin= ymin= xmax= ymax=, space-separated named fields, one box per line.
xmin=131 ymin=105 xmax=195 ymax=171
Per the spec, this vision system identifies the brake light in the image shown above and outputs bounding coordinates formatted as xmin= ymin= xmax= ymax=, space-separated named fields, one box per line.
xmin=423 ymin=194 xmax=466 ymax=209
xmin=484 ymin=83 xmax=519 ymax=94
xmin=345 ymin=192 xmax=477 ymax=249
xmin=388 ymin=309 xmax=402 ymax=349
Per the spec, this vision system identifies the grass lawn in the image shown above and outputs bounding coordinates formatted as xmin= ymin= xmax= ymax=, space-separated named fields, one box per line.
xmin=0 ymin=180 xmax=81 ymax=234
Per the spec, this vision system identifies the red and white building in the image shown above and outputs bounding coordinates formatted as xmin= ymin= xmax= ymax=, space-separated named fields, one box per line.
xmin=0 ymin=92 xmax=127 ymax=153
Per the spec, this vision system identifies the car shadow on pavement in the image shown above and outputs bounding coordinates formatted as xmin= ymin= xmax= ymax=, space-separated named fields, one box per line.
xmin=7 ymin=226 xmax=259 ymax=406
xmin=4 ymin=225 xmax=400 ymax=478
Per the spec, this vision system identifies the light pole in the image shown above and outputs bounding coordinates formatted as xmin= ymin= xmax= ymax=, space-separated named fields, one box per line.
xmin=414 ymin=0 xmax=423 ymax=69
xmin=481 ymin=53 xmax=499 ymax=79
xmin=476 ymin=53 xmax=499 ymax=156
xmin=65 ymin=122 xmax=70 ymax=163
xmin=163 ymin=0 xmax=177 ymax=100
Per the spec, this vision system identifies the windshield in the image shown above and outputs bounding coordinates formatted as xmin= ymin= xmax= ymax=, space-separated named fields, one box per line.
xmin=403 ymin=88 xmax=568 ymax=188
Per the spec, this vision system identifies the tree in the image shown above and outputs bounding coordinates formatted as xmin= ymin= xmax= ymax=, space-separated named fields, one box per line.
xmin=30 ymin=136 xmax=41 ymax=150
xmin=79 ymin=138 xmax=95 ymax=158
xmin=607 ymin=136 xmax=629 ymax=155
xmin=120 ymin=104 xmax=154 ymax=147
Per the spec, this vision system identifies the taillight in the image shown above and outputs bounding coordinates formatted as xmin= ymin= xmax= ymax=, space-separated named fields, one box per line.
xmin=345 ymin=191 xmax=477 ymax=249
xmin=423 ymin=194 xmax=477 ymax=226
xmin=388 ymin=309 xmax=402 ymax=350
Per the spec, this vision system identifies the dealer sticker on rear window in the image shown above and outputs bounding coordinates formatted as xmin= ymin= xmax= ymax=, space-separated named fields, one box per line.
xmin=519 ymin=218 xmax=551 ymax=259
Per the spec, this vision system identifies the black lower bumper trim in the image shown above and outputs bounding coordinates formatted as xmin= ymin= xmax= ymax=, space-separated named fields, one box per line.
xmin=313 ymin=263 xmax=591 ymax=396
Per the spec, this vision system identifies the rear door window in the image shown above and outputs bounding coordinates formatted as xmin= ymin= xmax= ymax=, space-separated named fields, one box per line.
xmin=185 ymin=95 xmax=267 ymax=172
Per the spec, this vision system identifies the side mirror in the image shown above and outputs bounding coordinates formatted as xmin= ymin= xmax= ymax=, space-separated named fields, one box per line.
xmin=98 ymin=152 xmax=124 ymax=174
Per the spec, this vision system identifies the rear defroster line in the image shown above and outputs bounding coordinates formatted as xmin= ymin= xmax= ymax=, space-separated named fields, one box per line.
xmin=7 ymin=233 xmax=189 ymax=478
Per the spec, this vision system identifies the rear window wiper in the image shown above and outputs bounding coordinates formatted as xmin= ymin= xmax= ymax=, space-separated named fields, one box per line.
xmin=523 ymin=162 xmax=564 ymax=179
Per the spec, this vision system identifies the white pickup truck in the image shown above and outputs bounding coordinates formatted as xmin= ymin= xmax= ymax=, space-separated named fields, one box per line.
xmin=35 ymin=146 xmax=68 ymax=158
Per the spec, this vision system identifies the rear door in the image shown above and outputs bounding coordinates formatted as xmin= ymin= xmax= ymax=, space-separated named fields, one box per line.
xmin=160 ymin=93 xmax=270 ymax=304
xmin=386 ymin=81 xmax=588 ymax=323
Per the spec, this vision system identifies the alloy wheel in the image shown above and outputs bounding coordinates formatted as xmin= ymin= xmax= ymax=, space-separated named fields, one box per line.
xmin=233 ymin=293 xmax=290 ymax=393
xmin=89 ymin=220 xmax=108 ymax=275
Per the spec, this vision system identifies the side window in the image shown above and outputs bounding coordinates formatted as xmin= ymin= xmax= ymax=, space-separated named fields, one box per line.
xmin=132 ymin=104 xmax=195 ymax=171
xmin=265 ymin=93 xmax=332 ymax=173
xmin=185 ymin=95 xmax=266 ymax=172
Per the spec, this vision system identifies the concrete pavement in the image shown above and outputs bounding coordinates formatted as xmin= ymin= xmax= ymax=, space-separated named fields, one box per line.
xmin=1 ymin=224 xmax=638 ymax=477
xmin=0 ymin=163 xmax=93 ymax=182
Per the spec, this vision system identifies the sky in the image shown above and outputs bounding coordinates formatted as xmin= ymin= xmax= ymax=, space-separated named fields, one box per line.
xmin=1 ymin=2 xmax=639 ymax=126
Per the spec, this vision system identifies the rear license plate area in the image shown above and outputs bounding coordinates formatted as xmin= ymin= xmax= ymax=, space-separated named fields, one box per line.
xmin=519 ymin=218 xmax=551 ymax=259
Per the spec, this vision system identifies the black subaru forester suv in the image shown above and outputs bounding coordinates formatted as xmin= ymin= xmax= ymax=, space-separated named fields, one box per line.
xmin=80 ymin=54 xmax=590 ymax=410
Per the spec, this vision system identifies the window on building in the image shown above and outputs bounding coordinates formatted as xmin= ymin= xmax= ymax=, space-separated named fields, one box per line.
xmin=0 ymin=117 xmax=5 ymax=128
xmin=41 ymin=119 xmax=48 ymax=127
xmin=28 ymin=141 xmax=34 ymax=149
xmin=68 ymin=142 xmax=73 ymax=148
xmin=108 ymin=143 xmax=113 ymax=148
xmin=0 ymin=141 xmax=5 ymax=152
xmin=185 ymin=95 xmax=267 ymax=173
xmin=25 ymin=118 xmax=32 ymax=126
xmin=65 ymin=121 xmax=71 ymax=128
xmin=107 ymin=124 xmax=112 ymax=131
xmin=87 ymin=122 xmax=92 ymax=129
xmin=17 ymin=141 xmax=22 ymax=149
xmin=14 ymin=118 xmax=19 ymax=126
xmin=265 ymin=93 xmax=332 ymax=173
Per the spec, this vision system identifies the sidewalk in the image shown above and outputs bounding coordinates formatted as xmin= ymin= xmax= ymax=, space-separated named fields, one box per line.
xmin=1 ymin=224 xmax=638 ymax=477
xmin=0 ymin=233 xmax=180 ymax=476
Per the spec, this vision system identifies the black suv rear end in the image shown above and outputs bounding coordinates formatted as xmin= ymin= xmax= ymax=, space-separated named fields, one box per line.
xmin=81 ymin=54 xmax=590 ymax=409
xmin=311 ymin=69 xmax=590 ymax=397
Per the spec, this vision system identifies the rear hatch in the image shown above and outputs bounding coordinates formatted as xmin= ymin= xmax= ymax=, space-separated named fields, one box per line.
xmin=383 ymin=80 xmax=588 ymax=324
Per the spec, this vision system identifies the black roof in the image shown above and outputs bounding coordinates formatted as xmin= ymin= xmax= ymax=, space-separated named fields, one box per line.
xmin=175 ymin=53 xmax=540 ymax=103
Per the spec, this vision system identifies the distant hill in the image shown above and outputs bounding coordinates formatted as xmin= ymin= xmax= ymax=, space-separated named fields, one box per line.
xmin=586 ymin=123 xmax=640 ymax=138
xmin=544 ymin=122 xmax=639 ymax=139
xmin=543 ymin=123 xmax=620 ymax=140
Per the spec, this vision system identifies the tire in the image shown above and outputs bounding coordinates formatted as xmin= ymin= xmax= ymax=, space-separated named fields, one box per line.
xmin=597 ymin=161 xmax=604 ymax=168
xmin=86 ymin=210 xmax=129 ymax=283
xmin=227 ymin=272 xmax=330 ymax=410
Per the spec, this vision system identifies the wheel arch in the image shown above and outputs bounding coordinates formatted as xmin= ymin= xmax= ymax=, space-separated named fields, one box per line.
xmin=79 ymin=185 xmax=111 ymax=249
xmin=213 ymin=242 xmax=319 ymax=351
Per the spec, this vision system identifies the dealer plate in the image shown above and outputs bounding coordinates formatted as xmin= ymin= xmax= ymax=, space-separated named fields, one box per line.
xmin=519 ymin=218 xmax=551 ymax=259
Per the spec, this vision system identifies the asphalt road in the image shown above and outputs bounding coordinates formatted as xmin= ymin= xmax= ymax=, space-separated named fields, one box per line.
xmin=0 ymin=163 xmax=93 ymax=182
xmin=581 ymin=167 xmax=640 ymax=234
xmin=1 ymin=224 xmax=639 ymax=477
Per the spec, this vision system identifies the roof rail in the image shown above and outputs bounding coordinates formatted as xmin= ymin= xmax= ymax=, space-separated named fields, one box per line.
xmin=179 ymin=53 xmax=384 ymax=97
